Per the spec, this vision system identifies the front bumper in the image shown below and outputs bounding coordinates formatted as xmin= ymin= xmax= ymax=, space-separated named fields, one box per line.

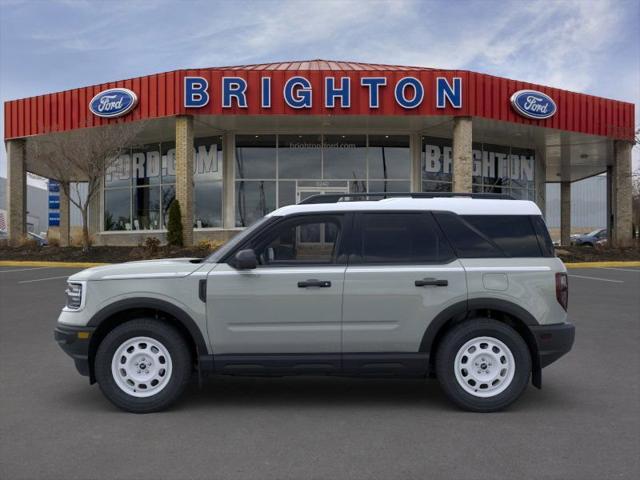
xmin=54 ymin=324 xmax=95 ymax=377
xmin=530 ymin=322 xmax=575 ymax=368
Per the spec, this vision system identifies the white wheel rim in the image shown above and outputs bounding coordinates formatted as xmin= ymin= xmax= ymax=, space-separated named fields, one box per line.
xmin=453 ymin=336 xmax=515 ymax=398
xmin=111 ymin=336 xmax=173 ymax=398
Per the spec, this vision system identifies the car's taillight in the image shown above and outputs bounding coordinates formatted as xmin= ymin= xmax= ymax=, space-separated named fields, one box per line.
xmin=555 ymin=272 xmax=568 ymax=311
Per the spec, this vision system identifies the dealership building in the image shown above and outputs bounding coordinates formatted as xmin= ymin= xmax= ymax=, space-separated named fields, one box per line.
xmin=3 ymin=60 xmax=636 ymax=246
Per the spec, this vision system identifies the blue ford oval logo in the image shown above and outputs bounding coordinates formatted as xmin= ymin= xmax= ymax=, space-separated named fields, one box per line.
xmin=89 ymin=88 xmax=138 ymax=118
xmin=510 ymin=89 xmax=556 ymax=120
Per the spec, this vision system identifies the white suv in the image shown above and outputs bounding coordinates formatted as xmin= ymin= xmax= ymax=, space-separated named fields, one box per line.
xmin=55 ymin=193 xmax=575 ymax=413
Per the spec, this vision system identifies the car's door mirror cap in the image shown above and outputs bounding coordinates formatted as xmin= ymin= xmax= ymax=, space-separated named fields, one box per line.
xmin=233 ymin=249 xmax=258 ymax=270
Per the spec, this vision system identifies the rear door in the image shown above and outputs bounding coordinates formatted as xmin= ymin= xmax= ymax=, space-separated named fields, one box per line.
xmin=341 ymin=212 xmax=467 ymax=368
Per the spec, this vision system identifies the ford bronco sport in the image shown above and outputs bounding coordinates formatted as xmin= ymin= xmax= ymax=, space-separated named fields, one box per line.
xmin=55 ymin=193 xmax=575 ymax=413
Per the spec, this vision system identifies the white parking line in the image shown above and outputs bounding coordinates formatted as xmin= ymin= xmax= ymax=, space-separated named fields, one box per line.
xmin=568 ymin=274 xmax=624 ymax=283
xmin=18 ymin=275 xmax=69 ymax=284
xmin=598 ymin=267 xmax=640 ymax=273
xmin=0 ymin=267 xmax=52 ymax=273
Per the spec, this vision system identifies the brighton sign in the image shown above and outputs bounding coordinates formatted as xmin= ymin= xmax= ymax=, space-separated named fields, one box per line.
xmin=183 ymin=76 xmax=464 ymax=110
xmin=510 ymin=89 xmax=557 ymax=120
xmin=89 ymin=88 xmax=138 ymax=118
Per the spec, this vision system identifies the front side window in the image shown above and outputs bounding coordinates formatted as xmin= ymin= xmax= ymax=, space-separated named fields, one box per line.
xmin=355 ymin=213 xmax=454 ymax=264
xmin=253 ymin=216 xmax=343 ymax=266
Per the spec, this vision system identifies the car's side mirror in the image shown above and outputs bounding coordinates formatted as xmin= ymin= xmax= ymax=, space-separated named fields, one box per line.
xmin=233 ymin=249 xmax=258 ymax=270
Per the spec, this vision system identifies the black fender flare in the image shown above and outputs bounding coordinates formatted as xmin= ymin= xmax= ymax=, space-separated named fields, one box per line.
xmin=419 ymin=298 xmax=542 ymax=386
xmin=87 ymin=297 xmax=209 ymax=356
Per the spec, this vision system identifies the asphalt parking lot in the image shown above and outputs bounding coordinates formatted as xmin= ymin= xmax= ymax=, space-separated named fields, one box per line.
xmin=1 ymin=265 xmax=639 ymax=480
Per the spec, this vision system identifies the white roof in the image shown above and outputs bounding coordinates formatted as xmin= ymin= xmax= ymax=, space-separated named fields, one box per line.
xmin=270 ymin=197 xmax=542 ymax=217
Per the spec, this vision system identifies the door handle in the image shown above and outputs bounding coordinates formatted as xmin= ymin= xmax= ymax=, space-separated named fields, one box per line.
xmin=415 ymin=278 xmax=448 ymax=287
xmin=298 ymin=279 xmax=332 ymax=288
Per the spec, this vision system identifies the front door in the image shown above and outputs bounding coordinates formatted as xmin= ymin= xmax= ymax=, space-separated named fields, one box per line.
xmin=206 ymin=213 xmax=349 ymax=363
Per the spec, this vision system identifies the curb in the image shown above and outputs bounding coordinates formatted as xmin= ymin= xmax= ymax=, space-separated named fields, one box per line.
xmin=564 ymin=261 xmax=640 ymax=269
xmin=0 ymin=260 xmax=109 ymax=268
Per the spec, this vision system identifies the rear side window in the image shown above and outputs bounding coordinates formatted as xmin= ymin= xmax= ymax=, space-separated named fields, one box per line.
xmin=355 ymin=213 xmax=454 ymax=264
xmin=433 ymin=212 xmax=504 ymax=258
xmin=462 ymin=215 xmax=542 ymax=257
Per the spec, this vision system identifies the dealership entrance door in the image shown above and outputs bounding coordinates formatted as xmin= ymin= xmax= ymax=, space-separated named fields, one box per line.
xmin=295 ymin=186 xmax=348 ymax=204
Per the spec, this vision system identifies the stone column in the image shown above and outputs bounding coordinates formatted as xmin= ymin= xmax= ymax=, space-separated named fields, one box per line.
xmin=535 ymin=149 xmax=547 ymax=216
xmin=59 ymin=182 xmax=70 ymax=247
xmin=222 ymin=133 xmax=236 ymax=229
xmin=560 ymin=181 xmax=571 ymax=246
xmin=410 ymin=133 xmax=422 ymax=192
xmin=6 ymin=139 xmax=27 ymax=245
xmin=610 ymin=141 xmax=633 ymax=247
xmin=452 ymin=117 xmax=473 ymax=192
xmin=175 ymin=115 xmax=194 ymax=246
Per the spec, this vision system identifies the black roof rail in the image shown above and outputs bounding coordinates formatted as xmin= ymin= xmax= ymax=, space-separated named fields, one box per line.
xmin=298 ymin=192 xmax=515 ymax=204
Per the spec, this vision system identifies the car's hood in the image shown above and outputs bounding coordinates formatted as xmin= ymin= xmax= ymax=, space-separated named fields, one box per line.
xmin=68 ymin=258 xmax=204 ymax=281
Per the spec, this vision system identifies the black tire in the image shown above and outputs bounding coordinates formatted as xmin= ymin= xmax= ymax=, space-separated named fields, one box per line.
xmin=435 ymin=318 xmax=531 ymax=412
xmin=94 ymin=318 xmax=192 ymax=413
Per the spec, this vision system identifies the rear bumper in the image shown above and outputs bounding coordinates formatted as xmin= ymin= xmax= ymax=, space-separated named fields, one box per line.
xmin=530 ymin=322 xmax=575 ymax=368
xmin=54 ymin=324 xmax=95 ymax=377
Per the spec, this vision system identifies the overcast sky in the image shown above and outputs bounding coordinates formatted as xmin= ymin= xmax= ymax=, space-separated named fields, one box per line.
xmin=1 ymin=0 xmax=638 ymax=181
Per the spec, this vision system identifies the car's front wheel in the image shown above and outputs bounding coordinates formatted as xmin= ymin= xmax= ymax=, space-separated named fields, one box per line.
xmin=94 ymin=319 xmax=192 ymax=413
xmin=435 ymin=319 xmax=531 ymax=412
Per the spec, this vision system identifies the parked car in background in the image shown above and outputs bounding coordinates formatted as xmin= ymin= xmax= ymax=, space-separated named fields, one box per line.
xmin=570 ymin=229 xmax=607 ymax=247
xmin=0 ymin=230 xmax=48 ymax=245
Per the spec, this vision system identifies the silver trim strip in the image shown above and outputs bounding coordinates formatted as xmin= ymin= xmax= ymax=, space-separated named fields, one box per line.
xmin=101 ymin=272 xmax=193 ymax=280
xmin=465 ymin=266 xmax=551 ymax=272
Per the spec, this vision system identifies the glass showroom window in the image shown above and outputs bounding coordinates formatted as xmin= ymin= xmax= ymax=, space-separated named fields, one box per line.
xmin=194 ymin=136 xmax=223 ymax=228
xmin=422 ymin=136 xmax=453 ymax=192
xmin=235 ymin=134 xmax=411 ymax=227
xmin=104 ymin=153 xmax=132 ymax=231
xmin=236 ymin=135 xmax=277 ymax=227
xmin=422 ymin=136 xmax=536 ymax=200
xmin=104 ymin=137 xmax=223 ymax=231
xmin=368 ymin=135 xmax=410 ymax=192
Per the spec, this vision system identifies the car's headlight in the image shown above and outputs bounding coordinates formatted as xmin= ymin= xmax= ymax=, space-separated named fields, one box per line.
xmin=65 ymin=282 xmax=85 ymax=310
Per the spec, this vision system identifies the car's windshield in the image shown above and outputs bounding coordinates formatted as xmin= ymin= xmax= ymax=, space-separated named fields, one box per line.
xmin=587 ymin=229 xmax=603 ymax=237
xmin=205 ymin=216 xmax=272 ymax=263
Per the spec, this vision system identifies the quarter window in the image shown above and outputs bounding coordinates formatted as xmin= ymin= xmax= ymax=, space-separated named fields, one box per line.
xmin=356 ymin=213 xmax=454 ymax=264
xmin=461 ymin=215 xmax=542 ymax=257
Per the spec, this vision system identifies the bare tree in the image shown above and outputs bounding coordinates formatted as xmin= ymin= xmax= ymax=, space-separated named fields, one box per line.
xmin=27 ymin=122 xmax=143 ymax=250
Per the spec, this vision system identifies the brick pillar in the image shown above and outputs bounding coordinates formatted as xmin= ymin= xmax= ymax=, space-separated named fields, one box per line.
xmin=175 ymin=115 xmax=194 ymax=246
xmin=222 ymin=133 xmax=236 ymax=229
xmin=6 ymin=139 xmax=27 ymax=245
xmin=560 ymin=181 xmax=571 ymax=246
xmin=452 ymin=117 xmax=472 ymax=192
xmin=611 ymin=141 xmax=633 ymax=247
xmin=59 ymin=182 xmax=70 ymax=247
xmin=410 ymin=133 xmax=422 ymax=192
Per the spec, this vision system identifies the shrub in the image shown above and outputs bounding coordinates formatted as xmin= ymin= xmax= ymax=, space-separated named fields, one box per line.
xmin=48 ymin=237 xmax=61 ymax=247
xmin=196 ymin=239 xmax=225 ymax=252
xmin=166 ymin=200 xmax=183 ymax=247
xmin=143 ymin=236 xmax=161 ymax=256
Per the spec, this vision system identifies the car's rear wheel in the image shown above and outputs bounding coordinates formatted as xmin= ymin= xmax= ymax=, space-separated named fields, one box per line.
xmin=95 ymin=319 xmax=192 ymax=413
xmin=435 ymin=318 xmax=531 ymax=412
